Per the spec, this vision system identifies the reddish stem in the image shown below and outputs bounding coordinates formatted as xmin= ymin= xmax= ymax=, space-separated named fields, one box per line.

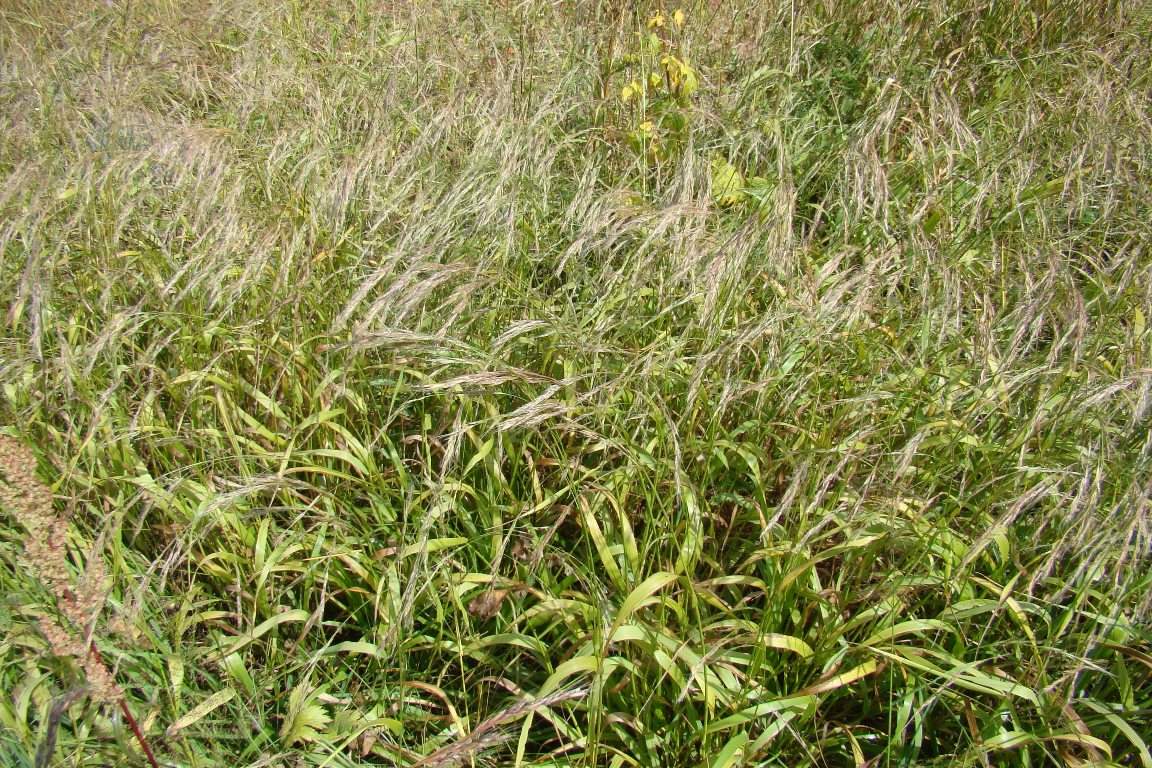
xmin=88 ymin=641 xmax=162 ymax=768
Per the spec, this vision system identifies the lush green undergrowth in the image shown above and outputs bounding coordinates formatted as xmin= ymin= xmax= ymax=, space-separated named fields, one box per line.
xmin=2 ymin=0 xmax=1151 ymax=766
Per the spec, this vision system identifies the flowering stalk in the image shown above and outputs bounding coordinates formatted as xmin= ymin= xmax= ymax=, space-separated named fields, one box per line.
xmin=0 ymin=434 xmax=160 ymax=768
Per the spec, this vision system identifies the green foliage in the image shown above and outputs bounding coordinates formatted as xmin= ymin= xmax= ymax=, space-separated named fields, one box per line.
xmin=1 ymin=0 xmax=1151 ymax=766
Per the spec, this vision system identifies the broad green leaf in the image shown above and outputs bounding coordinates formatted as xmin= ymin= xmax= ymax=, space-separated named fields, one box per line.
xmin=1081 ymin=698 xmax=1152 ymax=768
xmin=316 ymin=641 xmax=383 ymax=658
xmin=701 ymin=697 xmax=813 ymax=735
xmin=708 ymin=731 xmax=749 ymax=768
xmin=608 ymin=572 xmax=679 ymax=642
xmin=860 ymin=620 xmax=952 ymax=647
xmin=212 ymin=608 xmax=311 ymax=660
xmin=580 ymin=496 xmax=625 ymax=590
xmin=540 ymin=655 xmax=600 ymax=695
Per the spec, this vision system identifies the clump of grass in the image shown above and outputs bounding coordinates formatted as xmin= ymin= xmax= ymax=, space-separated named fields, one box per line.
xmin=0 ymin=0 xmax=1150 ymax=766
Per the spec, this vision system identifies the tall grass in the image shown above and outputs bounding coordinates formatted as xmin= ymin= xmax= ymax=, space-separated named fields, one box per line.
xmin=1 ymin=0 xmax=1150 ymax=766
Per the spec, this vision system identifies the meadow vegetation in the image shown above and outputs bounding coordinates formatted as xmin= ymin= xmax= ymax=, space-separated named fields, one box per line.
xmin=1 ymin=0 xmax=1151 ymax=766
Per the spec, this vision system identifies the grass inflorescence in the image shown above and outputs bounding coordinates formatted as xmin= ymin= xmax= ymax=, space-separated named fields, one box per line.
xmin=1 ymin=0 xmax=1150 ymax=766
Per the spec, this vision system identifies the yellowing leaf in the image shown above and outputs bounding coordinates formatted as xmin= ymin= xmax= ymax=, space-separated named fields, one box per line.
xmin=673 ymin=9 xmax=686 ymax=27
xmin=711 ymin=157 xmax=746 ymax=207
xmin=661 ymin=55 xmax=680 ymax=86
xmin=790 ymin=660 xmax=880 ymax=697
xmin=648 ymin=12 xmax=665 ymax=28
xmin=762 ymin=633 xmax=814 ymax=658
xmin=165 ymin=688 xmax=236 ymax=738
xmin=680 ymin=64 xmax=699 ymax=96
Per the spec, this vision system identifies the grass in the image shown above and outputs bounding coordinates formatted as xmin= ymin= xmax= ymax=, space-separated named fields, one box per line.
xmin=1 ymin=0 xmax=1150 ymax=765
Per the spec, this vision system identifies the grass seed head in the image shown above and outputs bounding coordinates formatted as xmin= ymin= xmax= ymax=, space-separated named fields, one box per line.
xmin=1 ymin=434 xmax=116 ymax=702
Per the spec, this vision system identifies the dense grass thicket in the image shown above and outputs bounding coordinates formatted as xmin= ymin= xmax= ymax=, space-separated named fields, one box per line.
xmin=2 ymin=0 xmax=1151 ymax=766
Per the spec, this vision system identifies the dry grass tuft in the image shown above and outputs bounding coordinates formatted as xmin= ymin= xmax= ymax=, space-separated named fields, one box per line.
xmin=416 ymin=688 xmax=587 ymax=768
